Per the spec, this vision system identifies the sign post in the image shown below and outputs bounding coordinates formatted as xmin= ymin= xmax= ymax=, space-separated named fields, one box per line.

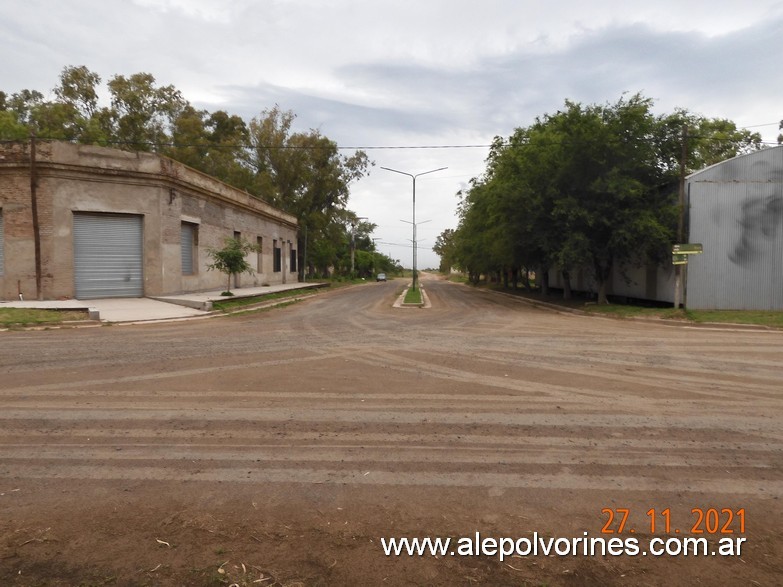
xmin=672 ymin=244 xmax=703 ymax=308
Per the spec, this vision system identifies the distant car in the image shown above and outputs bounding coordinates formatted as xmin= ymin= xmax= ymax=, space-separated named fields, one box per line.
xmin=376 ymin=273 xmax=387 ymax=282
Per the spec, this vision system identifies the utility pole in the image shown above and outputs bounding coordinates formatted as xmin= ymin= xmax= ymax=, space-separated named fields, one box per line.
xmin=372 ymin=237 xmax=381 ymax=275
xmin=673 ymin=125 xmax=688 ymax=309
xmin=30 ymin=132 xmax=43 ymax=300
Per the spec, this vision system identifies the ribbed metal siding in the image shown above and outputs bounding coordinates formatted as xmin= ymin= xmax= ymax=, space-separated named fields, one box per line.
xmin=686 ymin=147 xmax=783 ymax=310
xmin=181 ymin=223 xmax=194 ymax=275
xmin=73 ymin=213 xmax=143 ymax=299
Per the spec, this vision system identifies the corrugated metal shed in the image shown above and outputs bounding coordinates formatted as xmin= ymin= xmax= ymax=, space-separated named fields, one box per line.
xmin=686 ymin=146 xmax=783 ymax=310
xmin=547 ymin=263 xmax=675 ymax=303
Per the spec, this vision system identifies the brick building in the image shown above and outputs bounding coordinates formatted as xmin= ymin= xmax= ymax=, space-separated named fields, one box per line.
xmin=0 ymin=140 xmax=298 ymax=300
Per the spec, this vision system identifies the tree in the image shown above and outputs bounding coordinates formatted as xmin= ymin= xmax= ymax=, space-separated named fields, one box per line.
xmin=165 ymin=106 xmax=255 ymax=190
xmin=0 ymin=110 xmax=28 ymax=140
xmin=206 ymin=237 xmax=261 ymax=295
xmin=248 ymin=105 xmax=372 ymax=277
xmin=452 ymin=93 xmax=683 ymax=303
xmin=0 ymin=67 xmax=380 ymax=277
xmin=105 ymin=72 xmax=187 ymax=150
xmin=433 ymin=228 xmax=456 ymax=273
xmin=54 ymin=65 xmax=101 ymax=118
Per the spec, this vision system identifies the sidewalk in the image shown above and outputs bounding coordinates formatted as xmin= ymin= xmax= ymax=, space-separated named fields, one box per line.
xmin=0 ymin=282 xmax=325 ymax=324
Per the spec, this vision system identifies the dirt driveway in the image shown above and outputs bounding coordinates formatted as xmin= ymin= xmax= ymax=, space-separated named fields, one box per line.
xmin=1 ymin=275 xmax=781 ymax=586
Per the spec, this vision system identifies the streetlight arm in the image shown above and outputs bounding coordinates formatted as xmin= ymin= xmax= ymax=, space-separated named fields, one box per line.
xmin=381 ymin=166 xmax=448 ymax=180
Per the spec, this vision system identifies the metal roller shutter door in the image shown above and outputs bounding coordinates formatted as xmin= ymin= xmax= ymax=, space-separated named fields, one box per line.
xmin=73 ymin=213 xmax=143 ymax=298
xmin=181 ymin=222 xmax=194 ymax=274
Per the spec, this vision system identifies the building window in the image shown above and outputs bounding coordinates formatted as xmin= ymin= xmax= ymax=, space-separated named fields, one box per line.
xmin=290 ymin=247 xmax=297 ymax=272
xmin=181 ymin=222 xmax=198 ymax=275
xmin=273 ymin=239 xmax=282 ymax=272
xmin=0 ymin=209 xmax=4 ymax=275
xmin=257 ymin=236 xmax=263 ymax=272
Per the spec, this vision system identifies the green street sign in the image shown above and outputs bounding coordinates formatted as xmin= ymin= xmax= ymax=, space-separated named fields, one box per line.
xmin=672 ymin=253 xmax=688 ymax=265
xmin=672 ymin=243 xmax=703 ymax=254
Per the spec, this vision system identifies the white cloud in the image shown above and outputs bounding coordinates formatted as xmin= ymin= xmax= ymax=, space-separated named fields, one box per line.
xmin=2 ymin=0 xmax=782 ymax=268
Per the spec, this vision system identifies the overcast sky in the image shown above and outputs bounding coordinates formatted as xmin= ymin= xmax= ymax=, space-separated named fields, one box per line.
xmin=2 ymin=0 xmax=782 ymax=268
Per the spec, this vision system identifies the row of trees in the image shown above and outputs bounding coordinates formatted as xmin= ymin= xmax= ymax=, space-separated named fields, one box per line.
xmin=0 ymin=65 xmax=388 ymax=278
xmin=441 ymin=94 xmax=763 ymax=303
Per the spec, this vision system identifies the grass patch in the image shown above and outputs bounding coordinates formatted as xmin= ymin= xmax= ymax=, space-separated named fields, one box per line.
xmin=468 ymin=282 xmax=783 ymax=328
xmin=685 ymin=309 xmax=783 ymax=328
xmin=582 ymin=304 xmax=783 ymax=327
xmin=212 ymin=288 xmax=317 ymax=312
xmin=584 ymin=304 xmax=688 ymax=320
xmin=0 ymin=307 xmax=89 ymax=327
xmin=403 ymin=287 xmax=423 ymax=305
xmin=219 ymin=299 xmax=302 ymax=317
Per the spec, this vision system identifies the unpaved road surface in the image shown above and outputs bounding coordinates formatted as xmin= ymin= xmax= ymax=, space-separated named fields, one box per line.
xmin=1 ymin=274 xmax=781 ymax=586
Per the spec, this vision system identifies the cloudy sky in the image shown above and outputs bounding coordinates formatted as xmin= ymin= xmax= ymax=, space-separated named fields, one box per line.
xmin=2 ymin=0 xmax=782 ymax=268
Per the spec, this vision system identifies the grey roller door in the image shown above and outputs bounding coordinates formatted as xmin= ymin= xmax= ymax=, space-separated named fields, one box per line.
xmin=73 ymin=213 xmax=143 ymax=298
xmin=181 ymin=222 xmax=194 ymax=275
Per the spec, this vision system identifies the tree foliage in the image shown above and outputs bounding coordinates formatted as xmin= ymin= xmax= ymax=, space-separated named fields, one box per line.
xmin=1 ymin=65 xmax=375 ymax=279
xmin=247 ymin=105 xmax=372 ymax=277
xmin=448 ymin=94 xmax=763 ymax=303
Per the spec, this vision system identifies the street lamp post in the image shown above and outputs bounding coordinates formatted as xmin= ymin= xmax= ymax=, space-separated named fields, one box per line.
xmin=381 ymin=166 xmax=447 ymax=291
xmin=371 ymin=237 xmax=381 ymax=276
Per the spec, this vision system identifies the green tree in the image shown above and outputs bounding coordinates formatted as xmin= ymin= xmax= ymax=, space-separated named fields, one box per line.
xmin=433 ymin=228 xmax=456 ymax=273
xmin=452 ymin=93 xmax=683 ymax=303
xmin=165 ymin=106 xmax=255 ymax=190
xmin=248 ymin=106 xmax=372 ymax=277
xmin=0 ymin=110 xmax=28 ymax=140
xmin=656 ymin=109 xmax=763 ymax=173
xmin=206 ymin=237 xmax=261 ymax=295
xmin=54 ymin=65 xmax=101 ymax=118
xmin=1 ymin=68 xmax=379 ymax=277
xmin=105 ymin=72 xmax=187 ymax=150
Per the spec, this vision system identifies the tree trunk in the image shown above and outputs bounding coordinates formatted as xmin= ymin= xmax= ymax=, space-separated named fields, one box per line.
xmin=226 ymin=272 xmax=232 ymax=294
xmin=562 ymin=270 xmax=572 ymax=300
xmin=540 ymin=268 xmax=549 ymax=297
xmin=597 ymin=279 xmax=608 ymax=304
xmin=502 ymin=268 xmax=509 ymax=289
xmin=521 ymin=268 xmax=531 ymax=291
xmin=595 ymin=260 xmax=611 ymax=304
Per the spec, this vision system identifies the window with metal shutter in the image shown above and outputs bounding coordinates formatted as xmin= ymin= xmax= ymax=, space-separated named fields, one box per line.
xmin=181 ymin=222 xmax=195 ymax=275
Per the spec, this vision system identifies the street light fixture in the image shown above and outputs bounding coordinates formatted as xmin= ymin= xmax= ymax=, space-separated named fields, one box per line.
xmin=381 ymin=166 xmax=447 ymax=291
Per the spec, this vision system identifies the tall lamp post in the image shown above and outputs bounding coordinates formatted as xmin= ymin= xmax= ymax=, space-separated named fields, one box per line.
xmin=381 ymin=166 xmax=447 ymax=291
xmin=371 ymin=237 xmax=381 ymax=276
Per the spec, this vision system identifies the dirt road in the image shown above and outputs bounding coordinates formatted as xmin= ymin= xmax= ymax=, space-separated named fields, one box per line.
xmin=1 ymin=275 xmax=781 ymax=585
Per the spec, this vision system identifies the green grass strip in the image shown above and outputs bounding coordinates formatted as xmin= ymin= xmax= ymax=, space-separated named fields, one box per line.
xmin=404 ymin=287 xmax=423 ymax=305
xmin=0 ymin=308 xmax=89 ymax=326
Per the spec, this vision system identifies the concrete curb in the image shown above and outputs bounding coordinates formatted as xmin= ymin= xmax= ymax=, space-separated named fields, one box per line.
xmin=393 ymin=284 xmax=431 ymax=309
xmin=0 ymin=284 xmax=329 ymax=329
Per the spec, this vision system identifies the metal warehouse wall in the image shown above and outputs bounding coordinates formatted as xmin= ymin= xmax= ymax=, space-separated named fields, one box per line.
xmin=686 ymin=146 xmax=783 ymax=310
xmin=546 ymin=263 xmax=675 ymax=303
